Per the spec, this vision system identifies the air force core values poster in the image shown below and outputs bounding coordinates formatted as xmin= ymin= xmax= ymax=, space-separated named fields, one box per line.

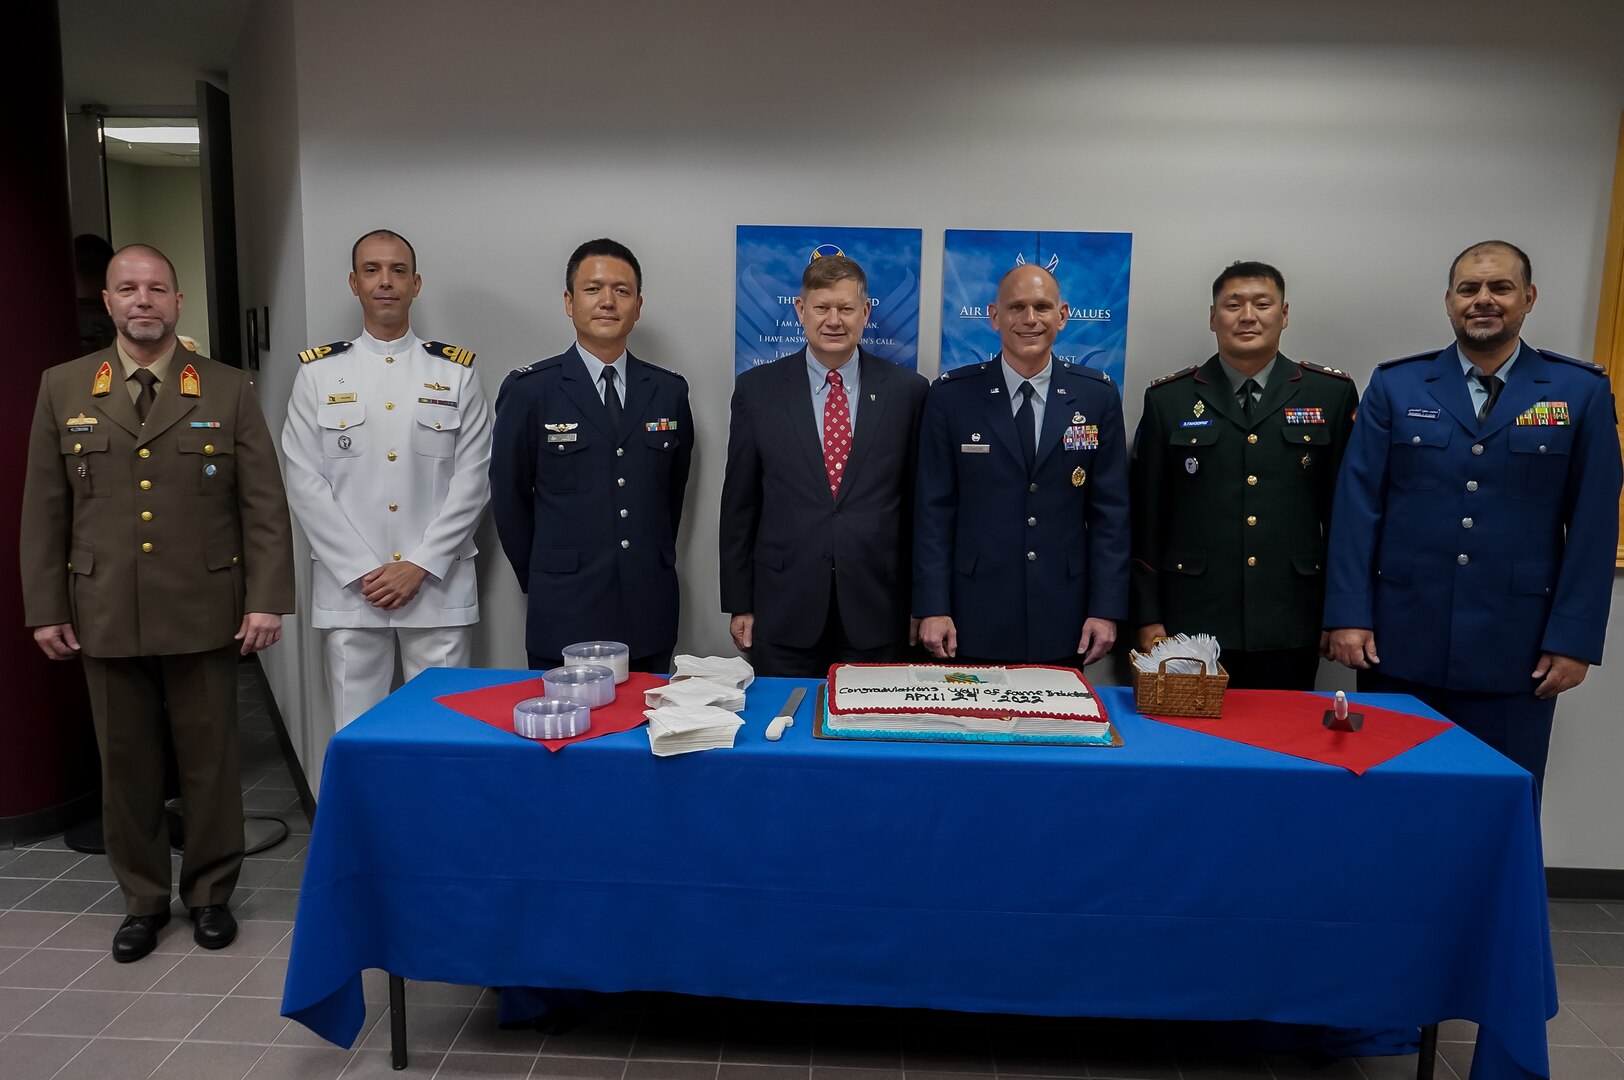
xmin=735 ymin=225 xmax=923 ymax=377
xmin=940 ymin=229 xmax=1132 ymax=389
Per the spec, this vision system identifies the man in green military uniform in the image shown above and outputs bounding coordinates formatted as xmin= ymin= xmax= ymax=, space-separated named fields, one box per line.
xmin=1130 ymin=261 xmax=1358 ymax=689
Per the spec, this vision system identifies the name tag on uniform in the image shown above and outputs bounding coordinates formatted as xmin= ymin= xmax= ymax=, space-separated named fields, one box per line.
xmin=547 ymin=433 xmax=578 ymax=443
xmin=1406 ymin=408 xmax=1440 ymax=420
xmin=960 ymin=443 xmax=990 ymax=454
xmin=1063 ymin=424 xmax=1099 ymax=451
xmin=326 ymin=393 xmax=357 ymax=405
xmin=1283 ymin=408 xmax=1325 ymax=424
xmin=1515 ymin=402 xmax=1570 ymax=426
xmin=1179 ymin=419 xmax=1211 ymax=428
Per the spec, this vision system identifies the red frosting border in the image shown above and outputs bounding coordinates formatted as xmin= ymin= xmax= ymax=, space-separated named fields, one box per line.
xmin=826 ymin=663 xmax=1108 ymax=724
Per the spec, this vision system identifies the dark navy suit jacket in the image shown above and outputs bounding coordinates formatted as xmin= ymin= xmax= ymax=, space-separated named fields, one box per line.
xmin=913 ymin=357 xmax=1130 ymax=662
xmin=719 ymin=348 xmax=928 ymax=650
xmin=490 ymin=345 xmax=693 ymax=659
xmin=1325 ymin=343 xmax=1621 ymax=693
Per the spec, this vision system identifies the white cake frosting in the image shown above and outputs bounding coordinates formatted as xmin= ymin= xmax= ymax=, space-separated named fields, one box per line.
xmin=825 ymin=664 xmax=1110 ymax=742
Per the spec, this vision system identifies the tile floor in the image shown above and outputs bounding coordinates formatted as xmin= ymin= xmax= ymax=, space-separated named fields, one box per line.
xmin=4 ymin=667 xmax=1624 ymax=1079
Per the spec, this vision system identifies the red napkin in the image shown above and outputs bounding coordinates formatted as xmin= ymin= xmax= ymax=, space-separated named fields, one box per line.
xmin=436 ymin=672 xmax=669 ymax=752
xmin=1142 ymin=690 xmax=1452 ymax=775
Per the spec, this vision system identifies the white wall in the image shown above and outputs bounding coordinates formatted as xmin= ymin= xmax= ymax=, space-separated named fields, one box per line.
xmin=107 ymin=158 xmax=212 ymax=355
xmin=233 ymin=0 xmax=1624 ymax=865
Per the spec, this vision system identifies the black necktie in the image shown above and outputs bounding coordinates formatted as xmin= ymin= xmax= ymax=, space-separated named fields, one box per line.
xmin=133 ymin=368 xmax=158 ymax=423
xmin=1016 ymin=381 xmax=1037 ymax=471
xmin=1238 ymin=378 xmax=1259 ymax=423
xmin=602 ymin=366 xmax=623 ymax=429
xmin=1474 ymin=374 xmax=1503 ymax=424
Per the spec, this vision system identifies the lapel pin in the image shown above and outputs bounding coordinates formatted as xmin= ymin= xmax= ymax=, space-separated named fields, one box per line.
xmin=971 ymin=432 xmax=982 ymax=442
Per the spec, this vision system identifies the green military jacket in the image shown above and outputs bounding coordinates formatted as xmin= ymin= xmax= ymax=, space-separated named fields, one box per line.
xmin=1130 ymin=354 xmax=1358 ymax=652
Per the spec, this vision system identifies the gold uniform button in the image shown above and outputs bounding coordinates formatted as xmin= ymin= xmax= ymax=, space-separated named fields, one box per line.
xmin=1246 ymin=434 xmax=1258 ymax=444
xmin=1246 ymin=515 xmax=1257 ymax=526
xmin=66 ymin=562 xmax=73 ymax=570
xmin=139 ymin=480 xmax=152 ymax=490
xmin=392 ymin=552 xmax=402 ymax=561
xmin=204 ymin=444 xmax=215 ymax=455
xmin=385 ymin=402 xmax=395 ymax=411
xmin=1246 ymin=475 xmax=1258 ymax=486
xmin=387 ymin=451 xmax=398 ymax=461
xmin=1175 ymin=562 xmax=1184 ymax=570
xmin=386 ymin=355 xmax=395 ymax=364
xmin=1246 ymin=556 xmax=1257 ymax=567
xmin=141 ymin=511 xmax=153 ymax=522
xmin=73 ymin=442 xmax=82 ymax=453
xmin=141 ymin=542 xmax=153 ymax=553
xmin=434 ymin=422 xmax=442 ymax=430
xmin=138 ymin=447 xmax=150 ymax=458
xmin=338 ymin=421 xmax=347 ymax=429
xmin=231 ymin=556 xmax=240 ymax=566
xmin=1189 ymin=437 xmax=1198 ymax=445
xmin=1301 ymin=434 xmax=1311 ymax=443
xmin=388 ymin=502 xmax=398 ymax=512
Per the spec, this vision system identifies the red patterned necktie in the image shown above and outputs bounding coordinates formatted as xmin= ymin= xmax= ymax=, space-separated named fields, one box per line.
xmin=823 ymin=369 xmax=852 ymax=500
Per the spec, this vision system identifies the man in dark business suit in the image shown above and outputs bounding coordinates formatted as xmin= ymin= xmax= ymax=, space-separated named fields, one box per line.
xmin=491 ymin=238 xmax=693 ymax=672
xmin=720 ymin=255 xmax=929 ymax=676
xmin=915 ymin=265 xmax=1130 ymax=665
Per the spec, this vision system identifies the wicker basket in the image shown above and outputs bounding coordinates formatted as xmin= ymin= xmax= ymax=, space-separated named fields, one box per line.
xmin=1130 ymin=653 xmax=1229 ymax=718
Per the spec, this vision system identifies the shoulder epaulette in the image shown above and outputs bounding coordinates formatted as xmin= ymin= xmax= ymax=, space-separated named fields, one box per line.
xmin=509 ymin=354 xmax=564 ymax=380
xmin=423 ymin=341 xmax=475 ymax=367
xmin=298 ymin=341 xmax=352 ymax=364
xmin=1538 ymin=348 xmax=1605 ymax=374
xmin=1149 ymin=365 xmax=1198 ymax=387
xmin=638 ymin=359 xmax=688 ymax=383
xmin=1297 ymin=360 xmax=1354 ymax=380
xmin=1070 ymin=364 xmax=1111 ymax=384
xmin=1377 ymin=350 xmax=1438 ymax=369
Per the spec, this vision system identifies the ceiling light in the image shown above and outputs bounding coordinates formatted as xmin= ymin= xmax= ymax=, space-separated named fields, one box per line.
xmin=103 ymin=126 xmax=200 ymax=145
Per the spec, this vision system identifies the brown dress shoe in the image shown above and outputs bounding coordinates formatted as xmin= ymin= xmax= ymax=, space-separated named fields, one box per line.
xmin=112 ymin=912 xmax=171 ymax=963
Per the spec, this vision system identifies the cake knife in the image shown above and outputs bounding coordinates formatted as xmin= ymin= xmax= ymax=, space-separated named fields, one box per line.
xmin=765 ymin=687 xmax=807 ymax=741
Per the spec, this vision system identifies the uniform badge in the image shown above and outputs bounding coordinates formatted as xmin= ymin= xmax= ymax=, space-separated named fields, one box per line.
xmin=179 ymin=364 xmax=201 ymax=397
xmin=189 ymin=421 xmax=221 ymax=428
xmin=338 ymin=435 xmax=352 ymax=450
xmin=1071 ymin=466 xmax=1086 ymax=487
xmin=645 ymin=419 xmax=678 ymax=431
xmin=92 ymin=361 xmax=113 ymax=397
xmin=547 ymin=433 xmax=579 ymax=443
xmin=66 ymin=413 xmax=98 ymax=427
xmin=1406 ymin=408 xmax=1440 ymax=420
xmin=1063 ymin=424 xmax=1099 ymax=451
xmin=1185 ymin=457 xmax=1199 ymax=475
xmin=1180 ymin=419 xmax=1212 ymax=428
xmin=1072 ymin=412 xmax=1085 ymax=424
xmin=1301 ymin=453 xmax=1313 ymax=469
xmin=77 ymin=462 xmax=88 ymax=479
xmin=326 ymin=393 xmax=358 ymax=405
xmin=1515 ymin=402 xmax=1570 ymax=426
xmin=204 ymin=464 xmax=218 ymax=477
xmin=1055 ymin=387 xmax=1068 ymax=396
xmin=1283 ymin=407 xmax=1324 ymax=424
xmin=971 ymin=432 xmax=981 ymax=442
xmin=1192 ymin=401 xmax=1205 ymax=418
xmin=424 ymin=382 xmax=451 ymax=392
xmin=544 ymin=423 xmax=579 ymax=433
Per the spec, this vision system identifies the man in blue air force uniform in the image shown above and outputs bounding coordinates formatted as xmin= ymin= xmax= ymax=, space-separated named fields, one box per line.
xmin=1326 ymin=240 xmax=1621 ymax=797
xmin=915 ymin=264 xmax=1130 ymax=665
xmin=491 ymin=239 xmax=693 ymax=672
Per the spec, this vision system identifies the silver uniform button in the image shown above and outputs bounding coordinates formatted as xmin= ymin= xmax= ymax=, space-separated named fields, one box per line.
xmin=1471 ymin=444 xmax=1484 ymax=456
xmin=620 ymin=539 xmax=630 ymax=549
xmin=1411 ymin=435 xmax=1421 ymax=445
xmin=1538 ymin=444 xmax=1548 ymax=454
xmin=1466 ymin=480 xmax=1478 ymax=491
xmin=619 ymin=509 xmax=628 ymax=518
xmin=1457 ymin=554 xmax=1469 ymax=565
xmin=616 ymin=448 xmax=624 ymax=457
xmin=1462 ymin=518 xmax=1473 ymax=528
xmin=1026 ymin=517 xmax=1036 ymax=526
xmin=617 ymin=478 xmax=625 ymax=487
xmin=1026 ymin=551 xmax=1037 ymax=562
xmin=1028 ymin=483 xmax=1037 ymax=493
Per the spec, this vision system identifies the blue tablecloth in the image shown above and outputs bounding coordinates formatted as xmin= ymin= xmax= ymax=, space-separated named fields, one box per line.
xmin=281 ymin=670 xmax=1555 ymax=1080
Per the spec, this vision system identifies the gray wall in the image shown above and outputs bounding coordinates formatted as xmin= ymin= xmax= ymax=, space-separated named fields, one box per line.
xmin=106 ymin=158 xmax=212 ymax=355
xmin=232 ymin=0 xmax=1624 ymax=864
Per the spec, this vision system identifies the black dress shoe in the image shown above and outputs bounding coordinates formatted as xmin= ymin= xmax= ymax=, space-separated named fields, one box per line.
xmin=112 ymin=912 xmax=171 ymax=963
xmin=190 ymin=904 xmax=237 ymax=949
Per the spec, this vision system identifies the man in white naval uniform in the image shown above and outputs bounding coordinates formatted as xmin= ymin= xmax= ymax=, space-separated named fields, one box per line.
xmin=282 ymin=229 xmax=492 ymax=729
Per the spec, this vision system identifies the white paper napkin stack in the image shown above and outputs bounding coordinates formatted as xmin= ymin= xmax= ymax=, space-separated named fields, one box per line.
xmin=669 ymin=654 xmax=755 ymax=690
xmin=644 ymin=678 xmax=747 ymax=712
xmin=644 ymin=705 xmax=746 ymax=757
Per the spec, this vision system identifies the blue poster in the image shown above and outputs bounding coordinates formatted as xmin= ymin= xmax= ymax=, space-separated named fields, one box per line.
xmin=940 ymin=229 xmax=1132 ymax=389
xmin=735 ymin=225 xmax=922 ymax=376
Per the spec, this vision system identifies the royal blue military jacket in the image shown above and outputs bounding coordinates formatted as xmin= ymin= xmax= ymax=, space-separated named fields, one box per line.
xmin=1324 ymin=343 xmax=1621 ymax=693
xmin=490 ymin=346 xmax=693 ymax=660
xmin=913 ymin=357 xmax=1130 ymax=662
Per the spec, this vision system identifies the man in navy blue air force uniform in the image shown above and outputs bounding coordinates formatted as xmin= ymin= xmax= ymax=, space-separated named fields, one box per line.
xmin=1326 ymin=240 xmax=1621 ymax=795
xmin=915 ymin=265 xmax=1130 ymax=665
xmin=491 ymin=239 xmax=693 ymax=672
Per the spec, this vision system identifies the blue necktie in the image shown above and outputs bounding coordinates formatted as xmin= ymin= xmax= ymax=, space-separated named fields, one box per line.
xmin=1016 ymin=382 xmax=1037 ymax=471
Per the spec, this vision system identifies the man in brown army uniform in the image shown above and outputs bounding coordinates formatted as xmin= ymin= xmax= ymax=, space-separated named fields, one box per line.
xmin=21 ymin=244 xmax=295 ymax=962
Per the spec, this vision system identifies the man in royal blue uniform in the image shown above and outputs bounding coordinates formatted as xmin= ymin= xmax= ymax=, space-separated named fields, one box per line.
xmin=1326 ymin=240 xmax=1621 ymax=797
xmin=915 ymin=264 xmax=1130 ymax=666
xmin=490 ymin=239 xmax=693 ymax=672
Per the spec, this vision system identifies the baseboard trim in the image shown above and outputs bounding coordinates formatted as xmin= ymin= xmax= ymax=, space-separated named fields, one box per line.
xmin=247 ymin=654 xmax=317 ymax=824
xmin=1547 ymin=867 xmax=1624 ymax=901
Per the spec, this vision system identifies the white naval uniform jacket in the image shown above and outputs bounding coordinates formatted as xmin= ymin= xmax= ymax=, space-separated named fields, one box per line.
xmin=281 ymin=330 xmax=493 ymax=628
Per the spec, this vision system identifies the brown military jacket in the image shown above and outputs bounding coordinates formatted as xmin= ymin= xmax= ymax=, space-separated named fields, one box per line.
xmin=21 ymin=348 xmax=296 ymax=657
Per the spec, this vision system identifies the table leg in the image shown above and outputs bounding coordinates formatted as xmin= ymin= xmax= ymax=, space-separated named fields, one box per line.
xmin=1416 ymin=1024 xmax=1438 ymax=1080
xmin=389 ymin=974 xmax=407 ymax=1070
